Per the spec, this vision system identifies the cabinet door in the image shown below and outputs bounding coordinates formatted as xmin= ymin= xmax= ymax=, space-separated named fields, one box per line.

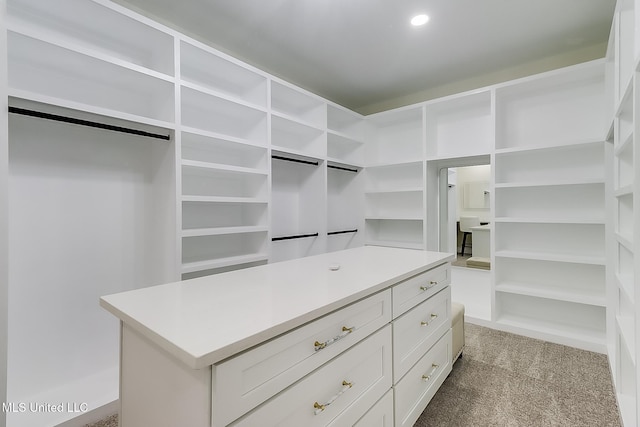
xmin=231 ymin=326 xmax=392 ymax=427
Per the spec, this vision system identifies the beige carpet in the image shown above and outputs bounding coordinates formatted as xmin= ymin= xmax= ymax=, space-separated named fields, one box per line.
xmin=87 ymin=324 xmax=620 ymax=427
xmin=416 ymin=323 xmax=620 ymax=426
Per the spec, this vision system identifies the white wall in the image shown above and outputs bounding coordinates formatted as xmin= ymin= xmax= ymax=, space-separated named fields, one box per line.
xmin=455 ymin=165 xmax=491 ymax=222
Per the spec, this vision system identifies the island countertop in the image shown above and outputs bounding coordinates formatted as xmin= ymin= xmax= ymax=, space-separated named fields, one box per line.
xmin=100 ymin=246 xmax=454 ymax=369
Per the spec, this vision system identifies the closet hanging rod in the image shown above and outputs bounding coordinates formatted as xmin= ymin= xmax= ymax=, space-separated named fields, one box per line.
xmin=327 ymin=164 xmax=359 ymax=173
xmin=327 ymin=229 xmax=358 ymax=235
xmin=272 ymin=155 xmax=319 ymax=166
xmin=272 ymin=232 xmax=319 ymax=242
xmin=8 ymin=106 xmax=171 ymax=141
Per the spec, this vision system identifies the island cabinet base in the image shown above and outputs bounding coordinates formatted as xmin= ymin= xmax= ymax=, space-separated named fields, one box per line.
xmin=102 ymin=247 xmax=455 ymax=426
xmin=120 ymin=324 xmax=211 ymax=427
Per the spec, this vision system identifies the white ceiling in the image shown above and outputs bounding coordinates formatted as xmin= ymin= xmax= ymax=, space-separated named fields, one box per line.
xmin=115 ymin=0 xmax=616 ymax=113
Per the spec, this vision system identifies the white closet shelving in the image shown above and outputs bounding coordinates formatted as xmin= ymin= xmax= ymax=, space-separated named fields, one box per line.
xmin=6 ymin=0 xmax=175 ymax=128
xmin=5 ymin=2 xmax=177 ymax=425
xmin=365 ymin=106 xmax=425 ymax=249
xmin=606 ymin=1 xmax=639 ymax=425
xmin=178 ymin=39 xmax=269 ymax=278
xmin=269 ymin=81 xmax=328 ymax=262
xmin=493 ymin=62 xmax=607 ymax=353
xmin=425 ymin=90 xmax=493 ymax=159
xmin=326 ymin=105 xmax=365 ymax=252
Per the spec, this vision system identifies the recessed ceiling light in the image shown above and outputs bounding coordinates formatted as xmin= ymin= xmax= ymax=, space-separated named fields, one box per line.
xmin=411 ymin=14 xmax=429 ymax=26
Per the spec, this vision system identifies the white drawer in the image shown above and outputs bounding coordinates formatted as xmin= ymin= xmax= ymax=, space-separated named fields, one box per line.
xmin=231 ymin=325 xmax=393 ymax=427
xmin=394 ymin=329 xmax=452 ymax=427
xmin=352 ymin=390 xmax=394 ymax=427
xmin=213 ymin=290 xmax=392 ymax=426
xmin=392 ymin=263 xmax=450 ymax=317
xmin=393 ymin=286 xmax=451 ymax=382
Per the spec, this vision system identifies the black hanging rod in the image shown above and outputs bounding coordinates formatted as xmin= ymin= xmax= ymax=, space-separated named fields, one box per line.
xmin=328 ymin=164 xmax=359 ymax=173
xmin=272 ymin=155 xmax=319 ymax=166
xmin=8 ymin=106 xmax=171 ymax=141
xmin=272 ymin=232 xmax=319 ymax=242
xmin=327 ymin=229 xmax=358 ymax=236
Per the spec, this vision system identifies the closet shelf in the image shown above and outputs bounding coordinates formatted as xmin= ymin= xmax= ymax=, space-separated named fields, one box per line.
xmin=494 ymin=250 xmax=606 ymax=265
xmin=8 ymin=90 xmax=176 ymax=131
xmin=494 ymin=138 xmax=605 ymax=156
xmin=364 ymin=187 xmax=423 ymax=194
xmin=271 ymin=110 xmax=325 ymax=132
xmin=365 ymin=215 xmax=423 ymax=221
xmin=181 ymin=253 xmax=269 ymax=274
xmin=365 ymin=160 xmax=423 ymax=168
xmin=180 ymin=126 xmax=267 ymax=149
xmin=616 ymin=273 xmax=635 ymax=304
xmin=327 ymin=129 xmax=364 ymax=144
xmin=615 ymin=129 xmax=634 ymax=155
xmin=180 ymin=79 xmax=267 ymax=113
xmin=495 ymin=282 xmax=606 ymax=307
xmin=182 ymin=226 xmax=268 ymax=238
xmin=494 ymin=178 xmax=605 ymax=188
xmin=182 ymin=195 xmax=268 ymax=204
xmin=615 ymin=185 xmax=634 ymax=197
xmin=616 ymin=233 xmax=634 ymax=252
xmin=181 ymin=159 xmax=268 ymax=176
xmin=496 ymin=313 xmax=606 ymax=349
xmin=7 ymin=24 xmax=175 ymax=83
xmin=617 ymin=315 xmax=636 ymax=365
xmin=493 ymin=217 xmax=605 ymax=225
xmin=615 ymin=75 xmax=634 ymax=118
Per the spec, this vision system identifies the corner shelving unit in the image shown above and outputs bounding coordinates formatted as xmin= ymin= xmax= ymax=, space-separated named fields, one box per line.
xmin=364 ymin=106 xmax=425 ymax=249
xmin=493 ymin=61 xmax=607 ymax=353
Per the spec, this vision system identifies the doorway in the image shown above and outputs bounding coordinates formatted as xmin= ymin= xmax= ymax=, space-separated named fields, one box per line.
xmin=448 ymin=165 xmax=491 ymax=270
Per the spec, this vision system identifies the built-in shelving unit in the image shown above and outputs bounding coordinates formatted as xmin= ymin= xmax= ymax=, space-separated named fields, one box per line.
xmin=178 ymin=39 xmax=270 ymax=278
xmin=326 ymin=105 xmax=365 ymax=252
xmin=606 ymin=1 xmax=639 ymax=424
xmin=493 ymin=62 xmax=607 ymax=353
xmin=364 ymin=107 xmax=425 ymax=249
xmin=5 ymin=1 xmax=178 ymax=426
xmin=425 ymin=90 xmax=493 ymax=159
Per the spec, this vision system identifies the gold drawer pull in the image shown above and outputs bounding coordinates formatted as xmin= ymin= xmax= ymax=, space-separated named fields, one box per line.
xmin=422 ymin=363 xmax=440 ymax=382
xmin=420 ymin=313 xmax=438 ymax=327
xmin=313 ymin=380 xmax=354 ymax=415
xmin=314 ymin=326 xmax=356 ymax=352
xmin=419 ymin=281 xmax=439 ymax=291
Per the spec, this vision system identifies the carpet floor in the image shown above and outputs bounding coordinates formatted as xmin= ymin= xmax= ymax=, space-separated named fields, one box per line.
xmin=87 ymin=324 xmax=620 ymax=427
xmin=416 ymin=323 xmax=620 ymax=427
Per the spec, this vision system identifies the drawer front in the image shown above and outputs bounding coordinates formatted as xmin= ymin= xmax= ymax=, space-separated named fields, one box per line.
xmin=393 ymin=286 xmax=451 ymax=382
xmin=392 ymin=263 xmax=450 ymax=317
xmin=394 ymin=329 xmax=452 ymax=427
xmin=231 ymin=325 xmax=393 ymax=427
xmin=351 ymin=390 xmax=394 ymax=427
xmin=213 ymin=290 xmax=392 ymax=426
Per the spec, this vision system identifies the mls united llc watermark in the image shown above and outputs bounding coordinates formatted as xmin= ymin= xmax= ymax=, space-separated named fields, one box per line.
xmin=2 ymin=401 xmax=88 ymax=413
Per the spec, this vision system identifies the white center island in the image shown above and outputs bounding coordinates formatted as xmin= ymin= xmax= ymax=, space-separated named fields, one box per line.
xmin=101 ymin=246 xmax=455 ymax=427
